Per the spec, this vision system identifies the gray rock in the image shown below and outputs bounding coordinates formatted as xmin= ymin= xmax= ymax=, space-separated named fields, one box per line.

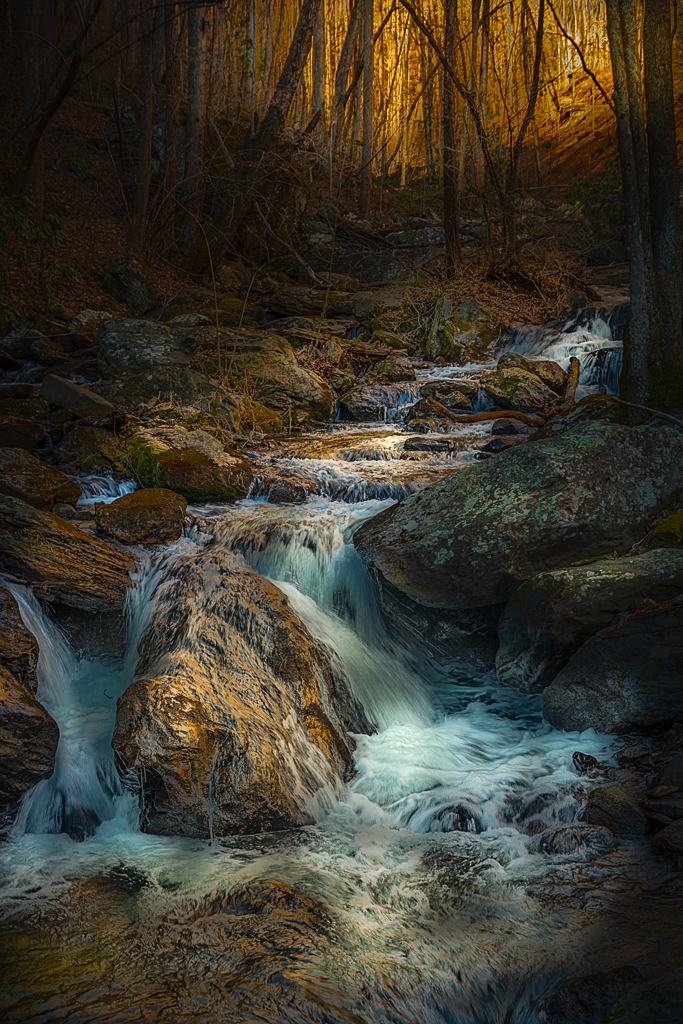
xmin=600 ymin=968 xmax=683 ymax=1024
xmin=496 ymin=549 xmax=683 ymax=693
xmin=354 ymin=424 xmax=683 ymax=611
xmin=585 ymin=783 xmax=648 ymax=835
xmin=340 ymin=382 xmax=421 ymax=421
xmin=41 ymin=374 xmax=115 ymax=420
xmin=97 ymin=318 xmax=190 ymax=378
xmin=542 ymin=597 xmax=683 ymax=734
xmin=385 ymin=225 xmax=446 ymax=246
xmin=101 ymin=255 xmax=158 ymax=315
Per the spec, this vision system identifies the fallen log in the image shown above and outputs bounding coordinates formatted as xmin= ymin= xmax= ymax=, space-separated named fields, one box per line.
xmin=428 ymin=398 xmax=546 ymax=427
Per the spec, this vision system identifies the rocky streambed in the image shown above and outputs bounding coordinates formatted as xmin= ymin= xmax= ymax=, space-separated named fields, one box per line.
xmin=1 ymin=293 xmax=682 ymax=1023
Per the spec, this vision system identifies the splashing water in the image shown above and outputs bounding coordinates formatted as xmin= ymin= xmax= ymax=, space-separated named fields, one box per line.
xmin=77 ymin=475 xmax=137 ymax=505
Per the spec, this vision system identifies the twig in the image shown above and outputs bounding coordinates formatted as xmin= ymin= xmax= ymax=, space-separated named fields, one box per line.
xmin=252 ymin=200 xmax=326 ymax=287
xmin=611 ymin=397 xmax=683 ymax=431
xmin=207 ymin=118 xmax=235 ymax=170
xmin=546 ymin=0 xmax=615 ymax=114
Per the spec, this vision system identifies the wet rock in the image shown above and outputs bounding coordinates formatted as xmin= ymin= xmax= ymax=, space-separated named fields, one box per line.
xmin=96 ymin=488 xmax=187 ymax=545
xmin=403 ymin=436 xmax=457 ymax=454
xmin=655 ymin=752 xmax=683 ymax=789
xmin=528 ymin=824 xmax=614 ymax=855
xmin=97 ymin=318 xmax=189 ymax=378
xmin=0 ymin=396 xmax=50 ymax=421
xmin=113 ymin=546 xmax=371 ymax=838
xmin=585 ymin=783 xmax=648 ymax=835
xmin=101 ymin=255 xmax=158 ymax=315
xmin=0 ymin=587 xmax=38 ymax=692
xmin=616 ymin=743 xmax=650 ymax=767
xmin=262 ymin=467 xmax=319 ymax=504
xmin=369 ymin=354 xmax=416 ymax=383
xmin=67 ymin=309 xmax=112 ymax=348
xmin=52 ymin=425 xmax=126 ymax=474
xmin=497 ymin=352 xmax=568 ymax=394
xmin=0 ymin=664 xmax=59 ymax=809
xmin=0 ymin=415 xmax=45 ymax=449
xmin=267 ymin=286 xmax=351 ymax=318
xmin=220 ymin=330 xmax=335 ymax=424
xmin=542 ymin=597 xmax=683 ymax=734
xmin=340 ymin=381 xmax=420 ymax=421
xmin=405 ymin=393 xmax=473 ymax=423
xmin=481 ymin=366 xmax=559 ymax=415
xmin=40 ymin=375 xmax=115 ymax=420
xmin=544 ymin=965 xmax=642 ymax=1024
xmin=491 ymin=418 xmax=526 ymax=435
xmin=419 ymin=377 xmax=480 ymax=403
xmin=650 ymin=820 xmax=683 ymax=861
xmin=29 ymin=336 xmax=66 ymax=365
xmin=647 ymin=509 xmax=683 ymax=549
xmin=528 ymin=394 xmax=621 ymax=442
xmin=126 ymin=425 xmax=252 ymax=502
xmin=0 ymin=495 xmax=134 ymax=612
xmin=496 ymin=549 xmax=683 ymax=693
xmin=0 ymin=447 xmax=82 ymax=508
xmin=572 ymin=752 xmax=601 ymax=774
xmin=600 ymin=968 xmax=683 ymax=1023
xmin=481 ymin=437 xmax=517 ymax=453
xmin=354 ymin=424 xmax=683 ymax=611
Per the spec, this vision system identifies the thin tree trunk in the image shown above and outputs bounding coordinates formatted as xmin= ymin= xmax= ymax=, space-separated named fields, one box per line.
xmin=313 ymin=3 xmax=325 ymax=135
xmin=329 ymin=0 xmax=361 ymax=160
xmin=128 ymin=0 xmax=156 ymax=248
xmin=161 ymin=1 xmax=178 ymax=252
xmin=359 ymin=0 xmax=374 ymax=217
xmin=444 ymin=0 xmax=462 ymax=269
xmin=184 ymin=3 xmax=208 ymax=249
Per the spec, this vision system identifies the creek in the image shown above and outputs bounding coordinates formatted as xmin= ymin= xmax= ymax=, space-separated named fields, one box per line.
xmin=1 ymin=308 xmax=680 ymax=1023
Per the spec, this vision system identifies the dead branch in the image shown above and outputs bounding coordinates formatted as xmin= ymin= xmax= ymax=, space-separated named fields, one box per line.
xmin=558 ymin=356 xmax=580 ymax=411
xmin=207 ymin=118 xmax=235 ymax=170
xmin=428 ymin=399 xmax=546 ymax=426
xmin=252 ymin=201 xmax=326 ymax=287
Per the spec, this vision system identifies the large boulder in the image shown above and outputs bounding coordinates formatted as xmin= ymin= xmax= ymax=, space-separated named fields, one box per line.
xmin=0 ymin=447 xmax=81 ymax=508
xmin=497 ymin=352 xmax=567 ymax=395
xmin=354 ymin=424 xmax=683 ymax=611
xmin=496 ymin=549 xmax=683 ymax=693
xmin=126 ymin=425 xmax=252 ymax=501
xmin=528 ymin=394 xmax=621 ymax=442
xmin=480 ymin=366 xmax=559 ymax=415
xmin=0 ymin=588 xmax=58 ymax=808
xmin=96 ymin=318 xmax=190 ymax=378
xmin=113 ymin=547 xmax=371 ymax=837
xmin=96 ymin=488 xmax=187 ymax=545
xmin=0 ymin=415 xmax=45 ymax=449
xmin=40 ymin=375 xmax=115 ymax=420
xmin=541 ymin=597 xmax=683 ymax=734
xmin=0 ymin=496 xmax=134 ymax=612
xmin=340 ymin=382 xmax=420 ymax=421
xmin=220 ymin=330 xmax=335 ymax=423
xmin=101 ymin=255 xmax=158 ymax=315
xmin=52 ymin=425 xmax=126 ymax=474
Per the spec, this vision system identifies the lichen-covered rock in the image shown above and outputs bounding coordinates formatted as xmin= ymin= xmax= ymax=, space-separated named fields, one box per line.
xmin=419 ymin=377 xmax=480 ymax=402
xmin=541 ymin=597 xmax=683 ymax=734
xmin=648 ymin=509 xmax=683 ymax=549
xmin=67 ymin=309 xmax=112 ymax=348
xmin=354 ymin=424 xmax=683 ymax=611
xmin=97 ymin=318 xmax=190 ymax=378
xmin=497 ymin=549 xmax=683 ymax=693
xmin=480 ymin=366 xmax=559 ymax=415
xmin=528 ymin=394 xmax=621 ymax=442
xmin=0 ymin=415 xmax=45 ymax=449
xmin=0 ymin=495 xmax=134 ymax=612
xmin=101 ymin=255 xmax=158 ymax=315
xmin=497 ymin=351 xmax=568 ymax=394
xmin=113 ymin=546 xmax=371 ymax=838
xmin=585 ymin=783 xmax=648 ymax=835
xmin=0 ymin=447 xmax=82 ymax=508
xmin=96 ymin=488 xmax=187 ymax=544
xmin=125 ymin=425 xmax=252 ymax=501
xmin=340 ymin=381 xmax=420 ymax=421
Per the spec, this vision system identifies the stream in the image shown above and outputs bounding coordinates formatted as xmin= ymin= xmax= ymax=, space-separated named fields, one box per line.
xmin=2 ymin=307 xmax=681 ymax=1023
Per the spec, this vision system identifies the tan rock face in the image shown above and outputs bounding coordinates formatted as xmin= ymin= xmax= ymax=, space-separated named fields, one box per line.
xmin=113 ymin=547 xmax=371 ymax=838
xmin=0 ymin=588 xmax=38 ymax=692
xmin=0 ymin=447 xmax=82 ymax=508
xmin=496 ymin=352 xmax=568 ymax=395
xmin=96 ymin=488 xmax=187 ymax=545
xmin=0 ymin=496 xmax=134 ymax=612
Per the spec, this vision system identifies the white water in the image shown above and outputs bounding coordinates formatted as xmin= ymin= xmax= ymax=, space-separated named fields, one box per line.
xmin=77 ymin=475 xmax=137 ymax=505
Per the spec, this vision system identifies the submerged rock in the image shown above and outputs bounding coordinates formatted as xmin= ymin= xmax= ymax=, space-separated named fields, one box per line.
xmin=542 ymin=597 xmax=683 ymax=734
xmin=354 ymin=424 xmax=683 ymax=611
xmin=0 ymin=496 xmax=134 ymax=612
xmin=496 ymin=549 xmax=683 ymax=693
xmin=113 ymin=547 xmax=371 ymax=838
xmin=96 ymin=488 xmax=187 ymax=545
xmin=0 ymin=447 xmax=82 ymax=508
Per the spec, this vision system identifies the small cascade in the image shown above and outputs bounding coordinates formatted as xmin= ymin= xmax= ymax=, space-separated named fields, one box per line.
xmin=77 ymin=475 xmax=137 ymax=504
xmin=579 ymin=347 xmax=623 ymax=393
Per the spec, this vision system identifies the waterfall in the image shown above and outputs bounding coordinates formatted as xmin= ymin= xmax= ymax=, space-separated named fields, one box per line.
xmin=77 ymin=476 xmax=137 ymax=504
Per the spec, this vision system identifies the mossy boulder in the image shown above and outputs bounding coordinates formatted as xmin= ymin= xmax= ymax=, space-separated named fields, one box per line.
xmin=369 ymin=355 xmax=415 ymax=383
xmin=372 ymin=329 xmax=410 ymax=351
xmin=497 ymin=548 xmax=683 ymax=693
xmin=0 ymin=447 xmax=82 ymax=508
xmin=0 ymin=495 xmax=134 ymax=612
xmin=542 ymin=596 xmax=683 ymax=734
xmin=648 ymin=509 xmax=683 ymax=549
xmin=0 ymin=397 xmax=50 ymax=421
xmin=354 ymin=423 xmax=683 ymax=611
xmin=529 ymin=394 xmax=622 ymax=441
xmin=497 ymin=351 xmax=568 ymax=395
xmin=96 ymin=488 xmax=187 ymax=545
xmin=480 ymin=366 xmax=559 ymax=415
xmin=53 ymin=425 xmax=127 ymax=474
xmin=267 ymin=286 xmax=351 ymax=318
xmin=126 ymin=425 xmax=252 ymax=502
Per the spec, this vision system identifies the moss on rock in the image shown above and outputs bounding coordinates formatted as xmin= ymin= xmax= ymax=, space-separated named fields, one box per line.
xmin=96 ymin=488 xmax=187 ymax=545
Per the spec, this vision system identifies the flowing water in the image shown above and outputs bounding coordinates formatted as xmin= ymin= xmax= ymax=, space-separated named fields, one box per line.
xmin=2 ymin=305 xmax=681 ymax=1022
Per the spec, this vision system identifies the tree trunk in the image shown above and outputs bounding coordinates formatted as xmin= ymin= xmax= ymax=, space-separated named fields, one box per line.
xmin=128 ymin=0 xmax=155 ymax=249
xmin=329 ymin=0 xmax=362 ymax=161
xmin=184 ymin=0 xmax=324 ymax=274
xmin=473 ymin=0 xmax=489 ymax=191
xmin=359 ymin=0 xmax=374 ymax=217
xmin=443 ymin=0 xmax=461 ymax=270
xmin=161 ymin=1 xmax=178 ymax=252
xmin=183 ymin=3 xmax=208 ymax=249
xmin=313 ymin=3 xmax=325 ymax=134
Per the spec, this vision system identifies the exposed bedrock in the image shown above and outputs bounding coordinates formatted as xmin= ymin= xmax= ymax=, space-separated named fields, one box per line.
xmin=354 ymin=424 xmax=683 ymax=612
xmin=496 ymin=549 xmax=683 ymax=693
xmin=113 ymin=546 xmax=372 ymax=838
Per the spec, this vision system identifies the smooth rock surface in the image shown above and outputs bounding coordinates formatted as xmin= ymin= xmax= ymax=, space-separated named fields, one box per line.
xmin=0 ymin=496 xmax=134 ymax=612
xmin=496 ymin=549 xmax=683 ymax=693
xmin=354 ymin=424 xmax=683 ymax=610
xmin=96 ymin=488 xmax=187 ymax=544
xmin=0 ymin=447 xmax=82 ymax=508
xmin=497 ymin=352 xmax=568 ymax=394
xmin=585 ymin=783 xmax=648 ymax=835
xmin=41 ymin=374 xmax=115 ymax=420
xmin=480 ymin=366 xmax=559 ymax=415
xmin=113 ymin=546 xmax=371 ymax=838
xmin=542 ymin=597 xmax=683 ymax=734
xmin=341 ymin=382 xmax=420 ymax=421
xmin=126 ymin=425 xmax=252 ymax=501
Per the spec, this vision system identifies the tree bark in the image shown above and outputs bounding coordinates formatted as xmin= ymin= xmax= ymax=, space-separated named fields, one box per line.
xmin=161 ymin=1 xmax=178 ymax=252
xmin=359 ymin=0 xmax=374 ymax=217
xmin=183 ymin=3 xmax=208 ymax=249
xmin=329 ymin=0 xmax=362 ymax=161
xmin=443 ymin=0 xmax=462 ymax=270
xmin=128 ymin=0 xmax=156 ymax=249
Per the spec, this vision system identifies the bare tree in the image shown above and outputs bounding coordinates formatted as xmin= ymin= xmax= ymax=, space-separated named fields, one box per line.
xmin=359 ymin=0 xmax=374 ymax=217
